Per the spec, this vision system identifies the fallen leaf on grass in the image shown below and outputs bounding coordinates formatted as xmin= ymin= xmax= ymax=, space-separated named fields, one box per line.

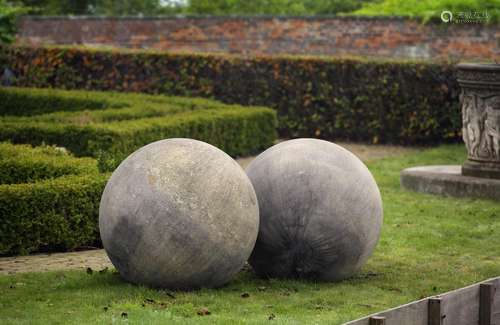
xmin=165 ymin=291 xmax=176 ymax=299
xmin=141 ymin=298 xmax=169 ymax=309
xmin=197 ymin=307 xmax=211 ymax=316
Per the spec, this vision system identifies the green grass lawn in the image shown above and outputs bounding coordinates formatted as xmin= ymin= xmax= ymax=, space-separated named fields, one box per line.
xmin=1 ymin=144 xmax=499 ymax=324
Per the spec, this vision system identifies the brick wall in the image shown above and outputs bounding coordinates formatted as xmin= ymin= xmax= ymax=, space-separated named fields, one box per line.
xmin=16 ymin=16 xmax=500 ymax=60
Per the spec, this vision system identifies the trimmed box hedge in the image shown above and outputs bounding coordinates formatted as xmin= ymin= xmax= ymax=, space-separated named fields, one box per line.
xmin=1 ymin=45 xmax=461 ymax=145
xmin=0 ymin=88 xmax=275 ymax=254
xmin=0 ymin=142 xmax=107 ymax=255
xmin=0 ymin=142 xmax=98 ymax=184
xmin=0 ymin=87 xmax=277 ymax=170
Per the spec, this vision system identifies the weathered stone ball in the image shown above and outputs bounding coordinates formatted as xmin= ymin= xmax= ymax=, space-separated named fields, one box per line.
xmin=246 ymin=139 xmax=383 ymax=281
xmin=99 ymin=138 xmax=259 ymax=290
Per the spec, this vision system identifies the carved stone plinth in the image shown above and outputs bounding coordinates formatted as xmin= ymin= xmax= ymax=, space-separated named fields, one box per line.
xmin=457 ymin=63 xmax=500 ymax=179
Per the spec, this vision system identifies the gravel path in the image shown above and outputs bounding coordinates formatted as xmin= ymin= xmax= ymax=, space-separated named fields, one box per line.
xmin=0 ymin=142 xmax=415 ymax=275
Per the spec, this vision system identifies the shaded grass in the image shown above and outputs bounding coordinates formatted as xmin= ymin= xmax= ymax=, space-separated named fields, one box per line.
xmin=1 ymin=144 xmax=499 ymax=324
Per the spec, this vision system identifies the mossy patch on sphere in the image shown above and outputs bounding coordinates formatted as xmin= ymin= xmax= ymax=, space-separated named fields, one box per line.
xmin=246 ymin=138 xmax=383 ymax=281
xmin=99 ymin=138 xmax=259 ymax=290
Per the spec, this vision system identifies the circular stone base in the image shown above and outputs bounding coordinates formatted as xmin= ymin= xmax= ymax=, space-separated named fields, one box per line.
xmin=400 ymin=165 xmax=500 ymax=201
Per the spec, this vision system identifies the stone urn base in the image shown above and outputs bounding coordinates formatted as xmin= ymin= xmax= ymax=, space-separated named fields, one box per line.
xmin=400 ymin=165 xmax=500 ymax=201
xmin=462 ymin=160 xmax=500 ymax=179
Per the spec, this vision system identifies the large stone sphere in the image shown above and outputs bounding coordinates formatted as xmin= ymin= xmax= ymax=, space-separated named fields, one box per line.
xmin=99 ymin=138 xmax=259 ymax=290
xmin=246 ymin=139 xmax=383 ymax=281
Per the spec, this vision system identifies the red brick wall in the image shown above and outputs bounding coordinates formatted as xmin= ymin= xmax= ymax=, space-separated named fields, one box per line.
xmin=16 ymin=16 xmax=500 ymax=60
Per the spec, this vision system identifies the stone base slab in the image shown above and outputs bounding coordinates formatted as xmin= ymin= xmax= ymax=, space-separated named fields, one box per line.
xmin=400 ymin=165 xmax=500 ymax=201
xmin=462 ymin=160 xmax=500 ymax=179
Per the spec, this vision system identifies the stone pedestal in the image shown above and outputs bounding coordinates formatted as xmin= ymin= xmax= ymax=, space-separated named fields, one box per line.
xmin=400 ymin=63 xmax=500 ymax=201
xmin=457 ymin=63 xmax=500 ymax=179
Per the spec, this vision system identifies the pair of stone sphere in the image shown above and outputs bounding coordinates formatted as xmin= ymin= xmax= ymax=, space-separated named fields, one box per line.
xmin=99 ymin=138 xmax=383 ymax=290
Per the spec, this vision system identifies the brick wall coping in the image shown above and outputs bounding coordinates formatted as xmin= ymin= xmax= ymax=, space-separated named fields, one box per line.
xmin=20 ymin=15 xmax=420 ymax=22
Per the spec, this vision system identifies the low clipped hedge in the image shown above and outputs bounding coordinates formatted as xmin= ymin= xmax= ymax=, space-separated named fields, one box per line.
xmin=0 ymin=87 xmax=277 ymax=170
xmin=0 ymin=142 xmax=98 ymax=184
xmin=0 ymin=142 xmax=108 ymax=255
xmin=0 ymin=45 xmax=461 ymax=144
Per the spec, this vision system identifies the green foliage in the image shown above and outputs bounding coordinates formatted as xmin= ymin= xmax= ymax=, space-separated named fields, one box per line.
xmin=0 ymin=142 xmax=98 ymax=184
xmin=92 ymin=0 xmax=174 ymax=16
xmin=354 ymin=0 xmax=500 ymax=23
xmin=10 ymin=0 xmax=497 ymax=18
xmin=2 ymin=45 xmax=460 ymax=145
xmin=305 ymin=0 xmax=373 ymax=15
xmin=12 ymin=0 xmax=374 ymax=16
xmin=0 ymin=0 xmax=28 ymax=44
xmin=185 ymin=0 xmax=371 ymax=15
xmin=10 ymin=0 xmax=172 ymax=15
xmin=0 ymin=86 xmax=277 ymax=170
xmin=0 ymin=87 xmax=112 ymax=115
xmin=0 ymin=142 xmax=107 ymax=255
xmin=11 ymin=0 xmax=92 ymax=15
xmin=0 ymin=174 xmax=108 ymax=255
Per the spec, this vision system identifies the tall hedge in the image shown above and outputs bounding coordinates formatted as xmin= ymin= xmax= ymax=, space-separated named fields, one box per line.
xmin=0 ymin=45 xmax=461 ymax=144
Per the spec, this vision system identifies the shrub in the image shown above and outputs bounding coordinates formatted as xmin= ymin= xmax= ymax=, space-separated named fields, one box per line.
xmin=0 ymin=142 xmax=98 ymax=184
xmin=0 ymin=1 xmax=28 ymax=44
xmin=0 ymin=142 xmax=107 ymax=255
xmin=0 ymin=87 xmax=112 ymax=116
xmin=0 ymin=45 xmax=461 ymax=145
xmin=0 ymin=87 xmax=277 ymax=170
xmin=353 ymin=0 xmax=499 ymax=23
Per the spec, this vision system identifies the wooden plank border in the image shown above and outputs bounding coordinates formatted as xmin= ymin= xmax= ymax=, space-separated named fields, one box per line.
xmin=428 ymin=298 xmax=442 ymax=325
xmin=344 ymin=276 xmax=500 ymax=325
xmin=369 ymin=316 xmax=386 ymax=325
xmin=479 ymin=283 xmax=494 ymax=325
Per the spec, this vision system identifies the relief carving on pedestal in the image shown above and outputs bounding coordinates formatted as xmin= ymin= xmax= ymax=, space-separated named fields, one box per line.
xmin=461 ymin=91 xmax=500 ymax=161
xmin=485 ymin=105 xmax=500 ymax=159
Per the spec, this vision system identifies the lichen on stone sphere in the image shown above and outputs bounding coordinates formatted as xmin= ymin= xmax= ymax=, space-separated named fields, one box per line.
xmin=246 ymin=138 xmax=383 ymax=281
xmin=99 ymin=138 xmax=259 ymax=290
